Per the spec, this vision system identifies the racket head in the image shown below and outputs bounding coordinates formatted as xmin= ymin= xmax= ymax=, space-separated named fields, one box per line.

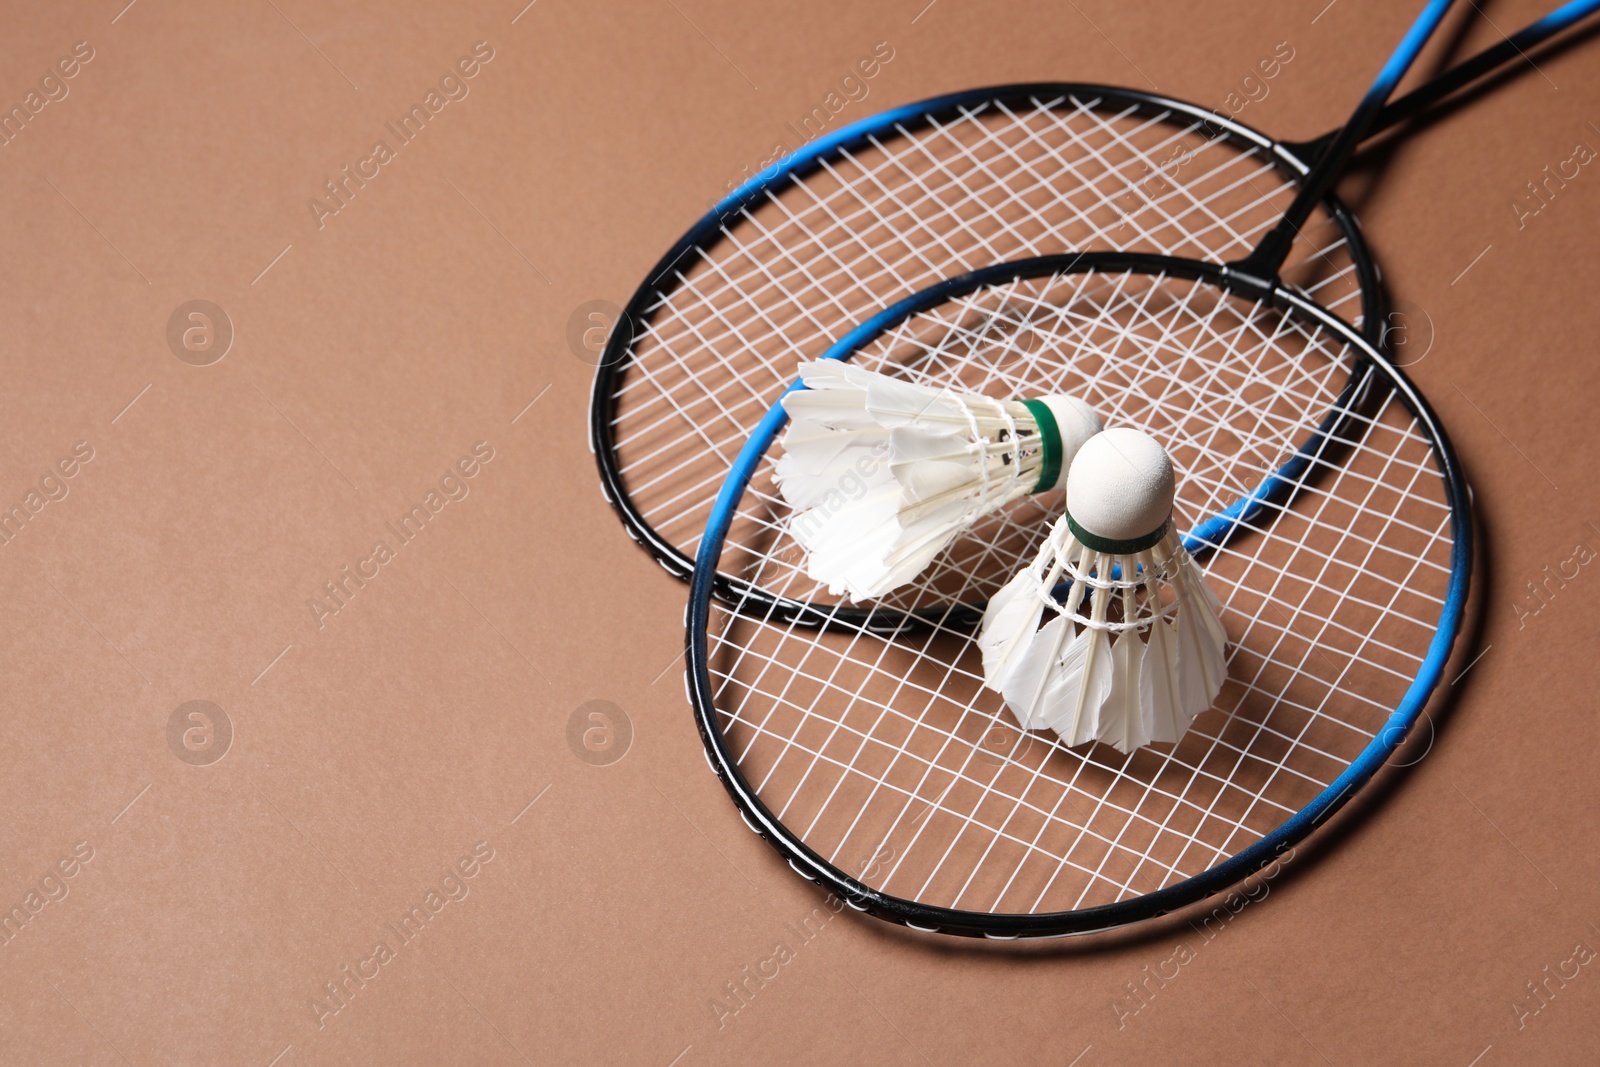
xmin=591 ymin=83 xmax=1380 ymax=601
xmin=685 ymin=254 xmax=1471 ymax=938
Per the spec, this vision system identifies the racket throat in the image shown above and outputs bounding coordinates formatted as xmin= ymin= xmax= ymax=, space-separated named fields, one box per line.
xmin=1281 ymin=130 xmax=1336 ymax=168
xmin=1223 ymin=230 xmax=1296 ymax=293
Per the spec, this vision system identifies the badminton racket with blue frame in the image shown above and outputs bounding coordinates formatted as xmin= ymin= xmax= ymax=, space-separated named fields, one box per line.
xmin=592 ymin=0 xmax=1595 ymax=625
xmin=682 ymin=1 xmax=1478 ymax=937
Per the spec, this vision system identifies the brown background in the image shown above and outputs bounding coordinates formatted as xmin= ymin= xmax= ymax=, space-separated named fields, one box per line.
xmin=1 ymin=0 xmax=1597 ymax=1063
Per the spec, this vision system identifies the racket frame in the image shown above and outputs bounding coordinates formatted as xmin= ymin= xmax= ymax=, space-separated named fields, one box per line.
xmin=684 ymin=252 xmax=1472 ymax=938
xmin=589 ymin=83 xmax=1380 ymax=605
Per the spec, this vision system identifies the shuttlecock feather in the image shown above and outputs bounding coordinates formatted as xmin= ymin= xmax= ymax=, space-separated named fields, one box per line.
xmin=774 ymin=360 xmax=1102 ymax=601
xmin=979 ymin=428 xmax=1227 ymax=754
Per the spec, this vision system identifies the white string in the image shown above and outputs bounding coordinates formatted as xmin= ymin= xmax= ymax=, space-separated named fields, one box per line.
xmin=613 ymin=93 xmax=1358 ymax=496
xmin=698 ymin=270 xmax=1453 ymax=917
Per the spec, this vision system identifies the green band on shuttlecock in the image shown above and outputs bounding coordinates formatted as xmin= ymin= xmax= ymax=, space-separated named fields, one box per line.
xmin=1066 ymin=513 xmax=1170 ymax=555
xmin=1018 ymin=398 xmax=1063 ymax=494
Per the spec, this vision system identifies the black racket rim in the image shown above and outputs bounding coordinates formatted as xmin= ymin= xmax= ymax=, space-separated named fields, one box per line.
xmin=685 ymin=251 xmax=1471 ymax=939
xmin=590 ymin=82 xmax=1382 ymax=608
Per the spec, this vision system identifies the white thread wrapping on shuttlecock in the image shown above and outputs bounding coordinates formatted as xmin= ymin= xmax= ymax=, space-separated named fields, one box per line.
xmin=774 ymin=360 xmax=1101 ymax=601
xmin=979 ymin=517 xmax=1226 ymax=753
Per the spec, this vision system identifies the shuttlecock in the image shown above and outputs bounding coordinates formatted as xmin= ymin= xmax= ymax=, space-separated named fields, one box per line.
xmin=774 ymin=360 xmax=1102 ymax=601
xmin=978 ymin=428 xmax=1227 ymax=753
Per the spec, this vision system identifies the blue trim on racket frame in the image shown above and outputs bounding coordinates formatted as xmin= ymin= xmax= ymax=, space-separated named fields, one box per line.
xmin=1370 ymin=0 xmax=1460 ymax=105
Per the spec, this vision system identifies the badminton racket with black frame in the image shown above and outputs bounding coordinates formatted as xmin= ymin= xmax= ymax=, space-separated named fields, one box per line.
xmin=683 ymin=0 xmax=1478 ymax=938
xmin=592 ymin=0 xmax=1594 ymax=621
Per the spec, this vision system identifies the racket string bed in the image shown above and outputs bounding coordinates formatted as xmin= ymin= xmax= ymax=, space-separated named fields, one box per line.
xmin=607 ymin=91 xmax=1366 ymax=587
xmin=630 ymin=135 xmax=1330 ymax=404
xmin=697 ymin=269 xmax=1456 ymax=919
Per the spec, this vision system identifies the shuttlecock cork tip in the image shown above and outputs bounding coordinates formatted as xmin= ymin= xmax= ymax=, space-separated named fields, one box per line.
xmin=1030 ymin=394 xmax=1102 ymax=493
xmin=1065 ymin=428 xmax=1175 ymax=552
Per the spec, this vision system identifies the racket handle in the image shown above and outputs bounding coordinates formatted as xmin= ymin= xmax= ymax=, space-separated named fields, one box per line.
xmin=1289 ymin=0 xmax=1600 ymax=163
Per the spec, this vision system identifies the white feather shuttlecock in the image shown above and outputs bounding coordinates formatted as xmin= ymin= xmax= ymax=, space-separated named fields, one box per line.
xmin=774 ymin=360 xmax=1102 ymax=601
xmin=978 ymin=428 xmax=1227 ymax=754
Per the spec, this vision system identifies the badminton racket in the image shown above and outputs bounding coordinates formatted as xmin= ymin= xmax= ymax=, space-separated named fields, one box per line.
xmin=684 ymin=1 xmax=1473 ymax=937
xmin=593 ymin=0 xmax=1594 ymax=616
